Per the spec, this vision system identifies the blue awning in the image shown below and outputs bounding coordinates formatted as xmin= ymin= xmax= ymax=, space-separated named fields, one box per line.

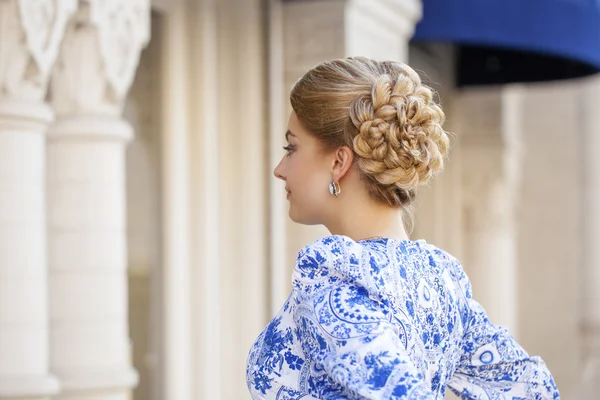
xmin=413 ymin=0 xmax=600 ymax=69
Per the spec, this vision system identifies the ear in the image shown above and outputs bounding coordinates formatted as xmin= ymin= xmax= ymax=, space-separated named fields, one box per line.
xmin=330 ymin=146 xmax=354 ymax=182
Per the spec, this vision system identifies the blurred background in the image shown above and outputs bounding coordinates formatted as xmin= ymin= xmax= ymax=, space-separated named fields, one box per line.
xmin=1 ymin=0 xmax=599 ymax=399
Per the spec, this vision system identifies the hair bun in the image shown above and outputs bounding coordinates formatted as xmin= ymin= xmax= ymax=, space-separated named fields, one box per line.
xmin=350 ymin=72 xmax=449 ymax=193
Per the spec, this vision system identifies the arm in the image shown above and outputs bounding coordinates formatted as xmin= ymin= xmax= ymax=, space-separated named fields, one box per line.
xmin=447 ymin=264 xmax=560 ymax=399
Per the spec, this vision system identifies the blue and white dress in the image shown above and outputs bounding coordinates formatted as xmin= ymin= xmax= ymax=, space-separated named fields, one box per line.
xmin=246 ymin=235 xmax=559 ymax=399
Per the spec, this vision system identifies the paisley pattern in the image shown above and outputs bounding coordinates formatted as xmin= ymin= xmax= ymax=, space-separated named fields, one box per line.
xmin=246 ymin=235 xmax=560 ymax=399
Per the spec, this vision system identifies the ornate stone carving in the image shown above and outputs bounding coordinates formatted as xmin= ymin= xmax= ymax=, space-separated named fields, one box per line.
xmin=19 ymin=0 xmax=78 ymax=75
xmin=89 ymin=0 xmax=150 ymax=99
xmin=50 ymin=0 xmax=150 ymax=116
xmin=0 ymin=0 xmax=76 ymax=101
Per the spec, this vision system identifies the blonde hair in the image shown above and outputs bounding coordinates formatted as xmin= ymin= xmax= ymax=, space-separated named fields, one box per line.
xmin=290 ymin=57 xmax=449 ymax=210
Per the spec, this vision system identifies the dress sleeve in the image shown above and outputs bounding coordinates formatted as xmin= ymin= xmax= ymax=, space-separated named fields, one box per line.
xmin=291 ymin=237 xmax=436 ymax=399
xmin=447 ymin=263 xmax=560 ymax=399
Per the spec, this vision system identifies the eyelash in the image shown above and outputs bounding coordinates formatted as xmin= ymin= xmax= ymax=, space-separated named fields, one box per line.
xmin=283 ymin=145 xmax=295 ymax=155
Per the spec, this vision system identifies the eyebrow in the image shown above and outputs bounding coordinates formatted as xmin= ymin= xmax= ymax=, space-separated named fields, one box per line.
xmin=285 ymin=130 xmax=296 ymax=142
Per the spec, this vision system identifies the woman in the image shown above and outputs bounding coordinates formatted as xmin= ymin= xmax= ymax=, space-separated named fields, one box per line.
xmin=246 ymin=57 xmax=559 ymax=399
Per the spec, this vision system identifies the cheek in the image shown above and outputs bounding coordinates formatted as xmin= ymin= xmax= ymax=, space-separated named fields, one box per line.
xmin=287 ymin=157 xmax=327 ymax=205
xmin=292 ymin=157 xmax=323 ymax=189
xmin=293 ymin=164 xmax=329 ymax=206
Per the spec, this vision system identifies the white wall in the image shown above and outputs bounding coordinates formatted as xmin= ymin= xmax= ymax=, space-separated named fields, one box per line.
xmin=517 ymin=80 xmax=583 ymax=398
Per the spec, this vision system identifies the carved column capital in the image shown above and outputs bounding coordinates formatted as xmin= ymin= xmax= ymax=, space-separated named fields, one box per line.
xmin=50 ymin=0 xmax=150 ymax=117
xmin=0 ymin=0 xmax=77 ymax=101
xmin=87 ymin=0 xmax=150 ymax=101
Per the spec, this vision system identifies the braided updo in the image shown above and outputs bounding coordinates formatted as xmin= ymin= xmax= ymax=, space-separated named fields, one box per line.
xmin=290 ymin=57 xmax=449 ymax=208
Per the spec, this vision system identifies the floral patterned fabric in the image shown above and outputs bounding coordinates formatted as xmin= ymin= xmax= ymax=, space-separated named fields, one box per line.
xmin=246 ymin=235 xmax=560 ymax=399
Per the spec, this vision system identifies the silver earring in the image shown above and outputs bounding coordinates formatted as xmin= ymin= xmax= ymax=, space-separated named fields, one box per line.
xmin=329 ymin=180 xmax=341 ymax=197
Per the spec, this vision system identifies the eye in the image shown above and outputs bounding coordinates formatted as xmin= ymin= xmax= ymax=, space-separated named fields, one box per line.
xmin=283 ymin=145 xmax=295 ymax=156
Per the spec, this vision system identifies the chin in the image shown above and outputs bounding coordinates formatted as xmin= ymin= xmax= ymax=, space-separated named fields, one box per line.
xmin=288 ymin=207 xmax=320 ymax=226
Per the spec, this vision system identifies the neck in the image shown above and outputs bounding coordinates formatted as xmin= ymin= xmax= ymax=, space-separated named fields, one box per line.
xmin=324 ymin=197 xmax=410 ymax=243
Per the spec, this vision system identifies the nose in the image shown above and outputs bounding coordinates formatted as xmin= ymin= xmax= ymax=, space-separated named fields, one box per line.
xmin=274 ymin=158 xmax=285 ymax=181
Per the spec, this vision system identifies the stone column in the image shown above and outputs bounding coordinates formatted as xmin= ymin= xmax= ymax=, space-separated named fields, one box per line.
xmin=281 ymin=0 xmax=422 ymax=271
xmin=0 ymin=1 xmax=75 ymax=399
xmin=216 ymin=0 xmax=269 ymax=398
xmin=267 ymin=0 xmax=289 ymax=316
xmin=46 ymin=1 xmax=150 ymax=398
xmin=186 ymin=0 xmax=220 ymax=398
xmin=455 ymin=87 xmax=523 ymax=334
xmin=579 ymin=75 xmax=600 ymax=397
